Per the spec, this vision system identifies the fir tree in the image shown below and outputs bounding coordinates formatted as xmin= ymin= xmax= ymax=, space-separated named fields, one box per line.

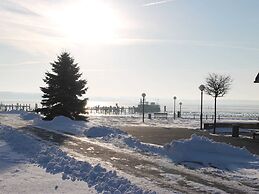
xmin=39 ymin=52 xmax=88 ymax=121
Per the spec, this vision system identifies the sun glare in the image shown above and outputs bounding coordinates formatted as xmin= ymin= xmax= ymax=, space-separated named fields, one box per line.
xmin=49 ymin=1 xmax=121 ymax=44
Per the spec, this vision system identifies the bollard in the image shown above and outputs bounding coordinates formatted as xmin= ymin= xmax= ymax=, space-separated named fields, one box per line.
xmin=232 ymin=125 xmax=239 ymax=137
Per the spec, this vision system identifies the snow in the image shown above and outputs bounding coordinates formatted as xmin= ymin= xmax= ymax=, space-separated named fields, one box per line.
xmin=25 ymin=113 xmax=259 ymax=170
xmin=164 ymin=134 xmax=259 ymax=170
xmin=5 ymin=112 xmax=259 ymax=171
xmin=2 ymin=112 xmax=259 ymax=193
xmin=89 ymin=114 xmax=201 ymax=129
xmin=83 ymin=124 xmax=259 ymax=171
xmin=0 ymin=132 xmax=96 ymax=194
xmin=32 ymin=114 xmax=201 ymax=137
xmin=0 ymin=113 xmax=30 ymax=128
xmin=33 ymin=116 xmax=91 ymax=135
xmin=85 ymin=126 xmax=127 ymax=138
xmin=0 ymin=163 xmax=96 ymax=194
xmin=0 ymin=125 xmax=155 ymax=194
xmin=19 ymin=111 xmax=41 ymax=121
xmin=0 ymin=110 xmax=26 ymax=114
xmin=85 ymin=127 xmax=162 ymax=154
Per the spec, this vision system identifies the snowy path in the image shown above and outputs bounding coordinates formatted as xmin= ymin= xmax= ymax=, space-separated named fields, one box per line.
xmin=0 ymin=113 xmax=30 ymax=128
xmin=19 ymin=126 xmax=259 ymax=193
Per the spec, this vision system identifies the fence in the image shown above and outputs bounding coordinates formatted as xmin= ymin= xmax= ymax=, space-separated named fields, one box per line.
xmin=0 ymin=103 xmax=32 ymax=112
xmin=88 ymin=106 xmax=259 ymax=121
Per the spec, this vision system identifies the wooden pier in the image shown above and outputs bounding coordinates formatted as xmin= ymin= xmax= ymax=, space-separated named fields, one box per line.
xmin=0 ymin=103 xmax=32 ymax=112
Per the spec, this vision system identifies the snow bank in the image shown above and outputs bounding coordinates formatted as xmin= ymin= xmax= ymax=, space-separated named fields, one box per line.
xmin=32 ymin=115 xmax=129 ymax=138
xmin=2 ymin=126 xmax=42 ymax=156
xmin=20 ymin=111 xmax=41 ymax=121
xmin=85 ymin=126 xmax=161 ymax=153
xmin=0 ymin=126 xmax=155 ymax=194
xmin=36 ymin=148 xmax=152 ymax=194
xmin=164 ymin=134 xmax=259 ymax=170
xmin=33 ymin=116 xmax=128 ymax=138
xmin=0 ymin=164 xmax=96 ymax=194
xmin=0 ymin=110 xmax=25 ymax=114
xmin=84 ymin=126 xmax=259 ymax=170
xmin=85 ymin=126 xmax=127 ymax=138
xmin=0 ymin=134 xmax=95 ymax=194
xmin=33 ymin=116 xmax=90 ymax=135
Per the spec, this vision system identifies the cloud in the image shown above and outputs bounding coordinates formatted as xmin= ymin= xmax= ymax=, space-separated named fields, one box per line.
xmin=0 ymin=60 xmax=45 ymax=68
xmin=0 ymin=0 xmax=39 ymax=16
xmin=113 ymin=37 xmax=259 ymax=52
xmin=1 ymin=0 xmax=258 ymax=55
xmin=167 ymin=39 xmax=259 ymax=52
xmin=0 ymin=0 xmax=68 ymax=54
xmin=143 ymin=0 xmax=175 ymax=7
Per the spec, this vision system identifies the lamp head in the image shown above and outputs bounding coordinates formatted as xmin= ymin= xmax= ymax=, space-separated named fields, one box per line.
xmin=199 ymin=84 xmax=205 ymax=91
xmin=142 ymin=93 xmax=146 ymax=98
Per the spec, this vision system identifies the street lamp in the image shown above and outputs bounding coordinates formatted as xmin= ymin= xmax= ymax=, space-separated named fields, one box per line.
xmin=142 ymin=93 xmax=146 ymax=123
xmin=179 ymin=102 xmax=182 ymax=117
xmin=173 ymin=96 xmax=177 ymax=120
xmin=199 ymin=84 xmax=205 ymax=130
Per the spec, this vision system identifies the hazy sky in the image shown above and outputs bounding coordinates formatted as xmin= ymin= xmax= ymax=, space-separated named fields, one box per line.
xmin=1 ymin=0 xmax=259 ymax=101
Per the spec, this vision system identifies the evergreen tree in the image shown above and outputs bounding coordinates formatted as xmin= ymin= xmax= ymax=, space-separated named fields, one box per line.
xmin=39 ymin=52 xmax=88 ymax=121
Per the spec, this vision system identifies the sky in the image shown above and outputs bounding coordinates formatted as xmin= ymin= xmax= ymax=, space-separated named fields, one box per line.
xmin=1 ymin=0 xmax=259 ymax=103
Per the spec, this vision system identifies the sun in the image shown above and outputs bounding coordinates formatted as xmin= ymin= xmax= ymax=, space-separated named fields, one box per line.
xmin=49 ymin=1 xmax=121 ymax=44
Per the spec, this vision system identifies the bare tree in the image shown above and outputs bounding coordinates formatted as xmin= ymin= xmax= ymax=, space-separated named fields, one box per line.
xmin=205 ymin=73 xmax=232 ymax=134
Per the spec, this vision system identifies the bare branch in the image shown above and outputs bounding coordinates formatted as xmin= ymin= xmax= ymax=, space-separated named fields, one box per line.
xmin=205 ymin=73 xmax=232 ymax=98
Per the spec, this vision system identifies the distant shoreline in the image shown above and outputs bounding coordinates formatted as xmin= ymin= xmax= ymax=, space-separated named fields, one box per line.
xmin=1 ymin=90 xmax=259 ymax=113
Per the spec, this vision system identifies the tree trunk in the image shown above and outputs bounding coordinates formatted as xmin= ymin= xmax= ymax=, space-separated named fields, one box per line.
xmin=213 ymin=96 xmax=217 ymax=134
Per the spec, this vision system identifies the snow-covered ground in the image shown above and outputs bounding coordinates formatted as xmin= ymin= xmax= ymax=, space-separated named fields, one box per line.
xmin=89 ymin=114 xmax=201 ymax=129
xmin=0 ymin=129 xmax=96 ymax=194
xmin=0 ymin=124 xmax=156 ymax=194
xmin=88 ymin=113 xmax=259 ymax=129
xmin=1 ymin=111 xmax=259 ymax=193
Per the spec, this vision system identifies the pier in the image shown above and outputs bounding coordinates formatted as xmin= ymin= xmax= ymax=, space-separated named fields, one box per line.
xmin=0 ymin=103 xmax=32 ymax=112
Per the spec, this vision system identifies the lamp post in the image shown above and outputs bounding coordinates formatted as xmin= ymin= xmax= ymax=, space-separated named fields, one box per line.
xmin=173 ymin=96 xmax=177 ymax=120
xmin=142 ymin=93 xmax=146 ymax=123
xmin=199 ymin=84 xmax=205 ymax=130
xmin=179 ymin=102 xmax=182 ymax=117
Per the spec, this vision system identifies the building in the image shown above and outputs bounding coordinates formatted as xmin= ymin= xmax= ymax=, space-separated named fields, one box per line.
xmin=135 ymin=99 xmax=160 ymax=113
